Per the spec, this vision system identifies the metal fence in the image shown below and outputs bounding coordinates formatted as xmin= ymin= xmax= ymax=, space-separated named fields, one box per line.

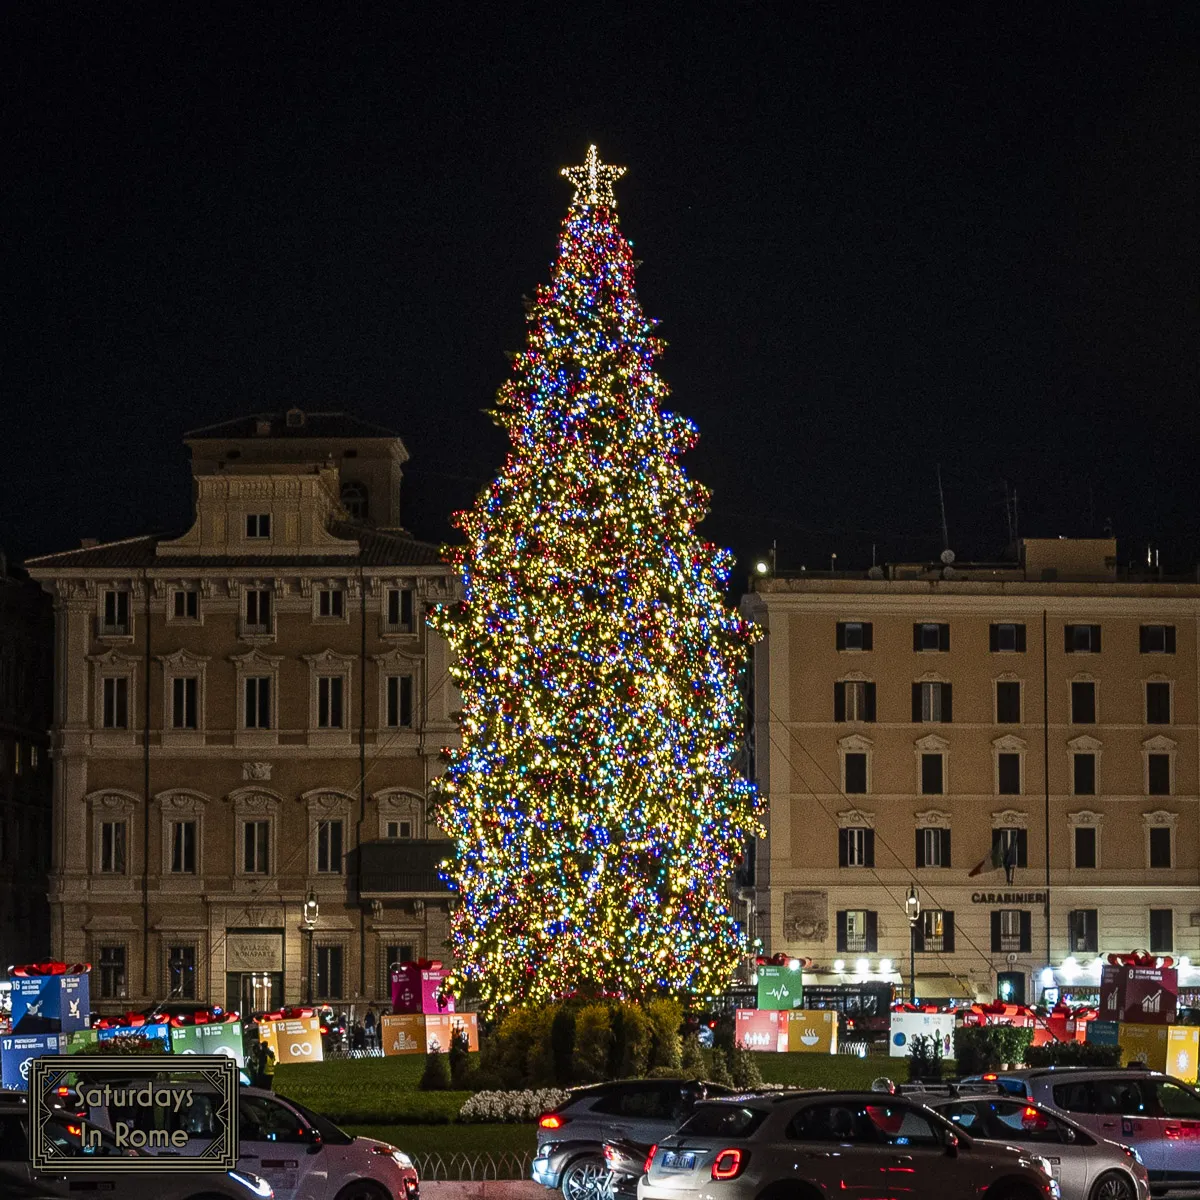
xmin=412 ymin=1151 xmax=535 ymax=1181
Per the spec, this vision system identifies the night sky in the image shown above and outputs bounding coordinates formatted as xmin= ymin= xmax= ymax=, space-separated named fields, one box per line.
xmin=5 ymin=5 xmax=1197 ymax=584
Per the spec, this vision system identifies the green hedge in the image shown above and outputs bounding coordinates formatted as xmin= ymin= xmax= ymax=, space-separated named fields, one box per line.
xmin=1025 ymin=1042 xmax=1121 ymax=1068
xmin=954 ymin=1026 xmax=1034 ymax=1075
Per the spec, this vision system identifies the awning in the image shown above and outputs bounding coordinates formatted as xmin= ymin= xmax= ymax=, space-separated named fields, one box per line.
xmin=914 ymin=975 xmax=977 ymax=1000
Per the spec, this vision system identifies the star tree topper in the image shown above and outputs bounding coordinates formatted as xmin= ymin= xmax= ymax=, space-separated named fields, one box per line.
xmin=561 ymin=143 xmax=626 ymax=207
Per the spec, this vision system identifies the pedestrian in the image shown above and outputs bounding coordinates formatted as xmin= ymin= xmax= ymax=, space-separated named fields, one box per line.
xmin=364 ymin=1005 xmax=377 ymax=1050
xmin=351 ymin=1020 xmax=366 ymax=1053
xmin=261 ymin=1042 xmax=276 ymax=1091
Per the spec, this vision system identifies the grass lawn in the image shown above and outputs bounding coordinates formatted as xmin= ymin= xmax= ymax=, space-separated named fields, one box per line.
xmin=343 ymin=1122 xmax=537 ymax=1156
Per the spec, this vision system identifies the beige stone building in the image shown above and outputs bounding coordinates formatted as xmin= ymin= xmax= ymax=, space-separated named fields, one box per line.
xmin=741 ymin=538 xmax=1200 ymax=1007
xmin=27 ymin=410 xmax=458 ymax=1015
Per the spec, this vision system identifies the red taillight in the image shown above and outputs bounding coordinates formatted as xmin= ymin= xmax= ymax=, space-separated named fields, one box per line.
xmin=643 ymin=1144 xmax=657 ymax=1174
xmin=712 ymin=1149 xmax=745 ymax=1180
xmin=56 ymin=1087 xmax=71 ymax=1096
xmin=539 ymin=1114 xmax=565 ymax=1130
xmin=983 ymin=1073 xmax=998 ymax=1081
xmin=1024 ymin=1106 xmax=1039 ymax=1118
xmin=65 ymin=1124 xmax=81 ymax=1137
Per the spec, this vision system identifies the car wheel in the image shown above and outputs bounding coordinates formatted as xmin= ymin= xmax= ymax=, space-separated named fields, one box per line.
xmin=1089 ymin=1171 xmax=1138 ymax=1200
xmin=333 ymin=1182 xmax=391 ymax=1200
xmin=561 ymin=1154 xmax=607 ymax=1200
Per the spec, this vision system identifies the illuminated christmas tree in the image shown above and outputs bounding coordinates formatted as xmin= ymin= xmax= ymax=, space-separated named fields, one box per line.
xmin=431 ymin=146 xmax=762 ymax=1010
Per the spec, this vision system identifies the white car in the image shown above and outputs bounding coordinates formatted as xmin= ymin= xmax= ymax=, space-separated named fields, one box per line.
xmin=78 ymin=1080 xmax=418 ymax=1200
xmin=639 ymin=1091 xmax=1059 ymax=1200
xmin=0 ymin=1093 xmax=273 ymax=1200
xmin=925 ymin=1093 xmax=1150 ymax=1200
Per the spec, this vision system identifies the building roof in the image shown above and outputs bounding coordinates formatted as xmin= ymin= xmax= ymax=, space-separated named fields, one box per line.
xmin=184 ymin=411 xmax=401 ymax=440
xmin=25 ymin=524 xmax=447 ymax=571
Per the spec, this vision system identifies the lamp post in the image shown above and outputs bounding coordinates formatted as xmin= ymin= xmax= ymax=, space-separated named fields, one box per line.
xmin=303 ymin=890 xmax=319 ymax=1005
xmin=905 ymin=884 xmax=921 ymax=1004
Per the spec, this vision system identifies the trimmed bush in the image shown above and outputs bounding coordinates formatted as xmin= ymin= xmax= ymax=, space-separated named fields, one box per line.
xmin=449 ymin=1024 xmax=472 ymax=1089
xmin=419 ymin=1048 xmax=451 ymax=1091
xmin=709 ymin=1047 xmax=734 ymax=1087
xmin=954 ymin=1025 xmax=1034 ymax=1074
xmin=646 ymin=998 xmax=684 ymax=1070
xmin=550 ymin=1006 xmax=576 ymax=1085
xmin=908 ymin=1034 xmax=943 ymax=1082
xmin=574 ymin=1003 xmax=614 ymax=1082
xmin=72 ymin=1036 xmax=163 ymax=1056
xmin=617 ymin=1002 xmax=652 ymax=1078
xmin=1025 ymin=1041 xmax=1122 ymax=1068
xmin=731 ymin=1045 xmax=763 ymax=1089
xmin=681 ymin=1032 xmax=705 ymax=1076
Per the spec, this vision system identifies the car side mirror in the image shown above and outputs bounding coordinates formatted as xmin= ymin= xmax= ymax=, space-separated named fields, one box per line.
xmin=944 ymin=1132 xmax=959 ymax=1158
xmin=307 ymin=1128 xmax=323 ymax=1155
xmin=1064 ymin=1127 xmax=1076 ymax=1144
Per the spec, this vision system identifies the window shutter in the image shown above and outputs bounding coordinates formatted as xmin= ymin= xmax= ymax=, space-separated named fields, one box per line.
xmin=1166 ymin=626 xmax=1177 ymax=653
xmin=836 ymin=911 xmax=848 ymax=952
xmin=989 ymin=625 xmax=999 ymax=652
xmin=939 ymin=624 xmax=951 ymax=651
xmin=864 ymin=829 xmax=875 ymax=868
xmin=942 ymin=683 xmax=953 ymax=723
xmin=913 ymin=918 xmax=925 ymax=951
xmin=1140 ymin=626 xmax=1150 ymax=654
xmin=1019 ymin=910 xmax=1033 ymax=952
xmin=838 ymin=829 xmax=849 ymax=868
xmin=1091 ymin=625 xmax=1101 ymax=652
xmin=834 ymin=682 xmax=846 ymax=722
xmin=1087 ymin=909 xmax=1098 ymax=946
xmin=862 ymin=623 xmax=873 ymax=651
xmin=1017 ymin=829 xmax=1028 ymax=867
xmin=865 ymin=911 xmax=878 ymax=953
xmin=991 ymin=829 xmax=1003 ymax=857
xmin=912 ymin=683 xmax=922 ymax=723
xmin=915 ymin=829 xmax=926 ymax=868
xmin=943 ymin=911 xmax=955 ymax=952
xmin=913 ymin=624 xmax=923 ymax=652
xmin=941 ymin=828 xmax=952 ymax=867
xmin=836 ymin=623 xmax=846 ymax=651
xmin=1015 ymin=624 xmax=1026 ymax=651
xmin=991 ymin=911 xmax=1002 ymax=952
xmin=1064 ymin=626 xmax=1073 ymax=653
xmin=865 ymin=682 xmax=877 ymax=722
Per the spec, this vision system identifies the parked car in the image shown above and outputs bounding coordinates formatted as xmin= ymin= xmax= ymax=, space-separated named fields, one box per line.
xmin=0 ymin=1093 xmax=272 ymax=1200
xmin=76 ymin=1077 xmax=418 ymax=1200
xmin=923 ymin=1092 xmax=1150 ymax=1200
xmin=603 ymin=1136 xmax=650 ymax=1200
xmin=533 ymin=1079 xmax=733 ymax=1200
xmin=962 ymin=1067 xmax=1200 ymax=1195
xmin=640 ymin=1091 xmax=1059 ymax=1200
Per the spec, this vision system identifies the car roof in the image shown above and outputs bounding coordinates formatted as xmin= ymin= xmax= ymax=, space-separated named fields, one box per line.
xmin=566 ymin=1078 xmax=729 ymax=1098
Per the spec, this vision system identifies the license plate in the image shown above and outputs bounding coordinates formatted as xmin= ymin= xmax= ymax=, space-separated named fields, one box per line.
xmin=661 ymin=1152 xmax=696 ymax=1170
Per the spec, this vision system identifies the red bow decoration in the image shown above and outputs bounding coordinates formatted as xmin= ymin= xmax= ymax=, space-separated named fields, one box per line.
xmin=754 ymin=953 xmax=812 ymax=968
xmin=414 ymin=959 xmax=444 ymax=971
xmin=1107 ymin=950 xmax=1174 ymax=969
xmin=166 ymin=1009 xmax=238 ymax=1027
xmin=10 ymin=961 xmax=91 ymax=978
xmin=259 ymin=1006 xmax=315 ymax=1022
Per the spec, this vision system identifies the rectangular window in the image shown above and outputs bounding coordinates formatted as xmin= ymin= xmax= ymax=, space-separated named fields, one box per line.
xmin=386 ymin=675 xmax=415 ymax=728
xmin=246 ymin=513 xmax=271 ymax=538
xmin=1068 ymin=909 xmax=1098 ymax=953
xmin=916 ymin=826 xmax=951 ymax=869
xmin=386 ymin=820 xmax=412 ymax=839
xmin=1149 ymin=826 xmax=1173 ymax=869
xmin=1141 ymin=625 xmax=1176 ymax=654
xmin=171 ymin=676 xmax=199 ymax=730
xmin=913 ymin=681 xmax=952 ymax=722
xmin=993 ymin=826 xmax=1028 ymax=868
xmin=843 ymin=752 xmax=867 ymax=794
xmin=318 ymin=676 xmax=345 ymax=728
xmin=1073 ymin=753 xmax=1096 ymax=796
xmin=386 ymin=588 xmax=416 ymax=632
xmin=920 ymin=753 xmax=944 ymax=795
xmin=98 ymin=946 xmax=127 ymax=1000
xmin=1146 ymin=682 xmax=1172 ymax=725
xmin=385 ymin=943 xmax=415 ymax=970
xmin=1150 ymin=909 xmax=1174 ymax=953
xmin=836 ymin=909 xmax=877 ymax=953
xmin=318 ymin=589 xmax=345 ymax=619
xmin=919 ymin=909 xmax=954 ymax=952
xmin=913 ymin=622 xmax=950 ymax=652
xmin=834 ymin=679 xmax=876 ymax=722
xmin=100 ymin=821 xmax=126 ymax=874
xmin=244 ymin=677 xmax=272 ymax=729
xmin=244 ymin=589 xmax=272 ymax=632
xmin=1074 ymin=826 xmax=1097 ymax=869
xmin=836 ymin=621 xmax=873 ymax=651
xmin=243 ymin=820 xmax=270 ymax=874
xmin=994 ymin=909 xmax=1030 ymax=953
xmin=317 ymin=819 xmax=344 ymax=873
xmin=102 ymin=589 xmax=130 ymax=635
xmin=102 ymin=677 xmax=130 ymax=729
xmin=172 ymin=589 xmax=199 ymax=620
xmin=1071 ymin=681 xmax=1096 ymax=724
xmin=169 ymin=820 xmax=196 ymax=874
xmin=995 ymin=681 xmax=1022 ymax=724
xmin=990 ymin=623 xmax=1027 ymax=652
xmin=997 ymin=753 xmax=1022 ymax=795
xmin=1148 ymin=754 xmax=1172 ymax=796
xmin=1065 ymin=624 xmax=1102 ymax=653
xmin=167 ymin=946 xmax=196 ymax=999
xmin=838 ymin=826 xmax=874 ymax=868
xmin=316 ymin=945 xmax=344 ymax=1000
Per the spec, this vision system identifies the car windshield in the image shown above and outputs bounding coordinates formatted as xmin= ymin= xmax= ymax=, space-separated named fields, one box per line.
xmin=676 ymin=1104 xmax=767 ymax=1139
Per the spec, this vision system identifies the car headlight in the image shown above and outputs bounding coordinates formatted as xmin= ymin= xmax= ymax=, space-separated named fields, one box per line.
xmin=1122 ymin=1144 xmax=1144 ymax=1166
xmin=1026 ymin=1156 xmax=1054 ymax=1178
xmin=228 ymin=1170 xmax=274 ymax=1198
xmin=393 ymin=1149 xmax=415 ymax=1170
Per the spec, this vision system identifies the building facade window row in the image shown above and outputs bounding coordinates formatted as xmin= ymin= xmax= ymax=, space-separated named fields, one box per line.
xmin=835 ymin=620 xmax=1177 ymax=656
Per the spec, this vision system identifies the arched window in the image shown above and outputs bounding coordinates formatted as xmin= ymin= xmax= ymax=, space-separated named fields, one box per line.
xmin=341 ymin=482 xmax=369 ymax=521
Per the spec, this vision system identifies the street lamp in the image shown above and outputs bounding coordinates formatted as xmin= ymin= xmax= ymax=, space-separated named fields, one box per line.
xmin=303 ymin=890 xmax=319 ymax=1005
xmin=905 ymin=885 xmax=921 ymax=1004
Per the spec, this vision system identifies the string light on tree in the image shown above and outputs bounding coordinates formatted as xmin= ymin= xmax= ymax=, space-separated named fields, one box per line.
xmin=430 ymin=145 xmax=762 ymax=1012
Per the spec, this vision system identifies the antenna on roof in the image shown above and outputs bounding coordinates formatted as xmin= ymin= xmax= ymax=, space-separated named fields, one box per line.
xmin=937 ymin=464 xmax=951 ymax=555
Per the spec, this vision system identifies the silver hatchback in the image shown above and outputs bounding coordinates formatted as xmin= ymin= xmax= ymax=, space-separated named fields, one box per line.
xmin=926 ymin=1094 xmax=1149 ymax=1200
